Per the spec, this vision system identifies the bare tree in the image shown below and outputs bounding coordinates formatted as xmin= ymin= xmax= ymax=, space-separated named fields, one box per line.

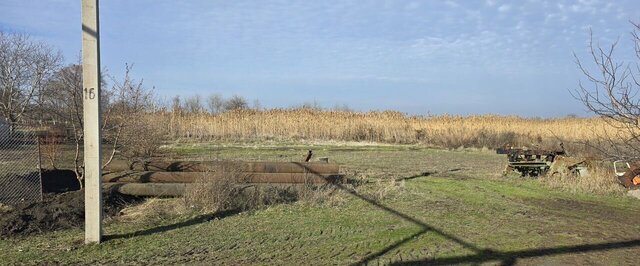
xmin=223 ymin=94 xmax=248 ymax=111
xmin=43 ymin=64 xmax=85 ymax=180
xmin=574 ymin=23 xmax=640 ymax=159
xmin=207 ymin=93 xmax=224 ymax=114
xmin=44 ymin=63 xmax=161 ymax=186
xmin=104 ymin=64 xmax=159 ymax=167
xmin=332 ymin=103 xmax=352 ymax=112
xmin=300 ymin=100 xmax=322 ymax=110
xmin=252 ymin=98 xmax=262 ymax=111
xmin=183 ymin=94 xmax=204 ymax=113
xmin=171 ymin=95 xmax=182 ymax=114
xmin=0 ymin=31 xmax=61 ymax=130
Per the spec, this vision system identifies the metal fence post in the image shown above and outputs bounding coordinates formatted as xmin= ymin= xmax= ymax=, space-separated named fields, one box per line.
xmin=37 ymin=135 xmax=43 ymax=201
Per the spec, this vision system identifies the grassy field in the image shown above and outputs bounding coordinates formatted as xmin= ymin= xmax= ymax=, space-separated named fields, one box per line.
xmin=2 ymin=142 xmax=639 ymax=265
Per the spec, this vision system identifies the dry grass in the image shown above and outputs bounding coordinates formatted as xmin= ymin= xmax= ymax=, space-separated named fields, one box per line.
xmin=182 ymin=170 xmax=247 ymax=213
xmin=151 ymin=109 xmax=616 ymax=151
xmin=296 ymin=184 xmax=348 ymax=207
xmin=363 ymin=178 xmax=406 ymax=202
xmin=182 ymin=168 xmax=316 ymax=213
xmin=541 ymin=161 xmax=625 ymax=195
xmin=117 ymin=198 xmax=189 ymax=224
xmin=182 ymin=166 xmax=354 ymax=214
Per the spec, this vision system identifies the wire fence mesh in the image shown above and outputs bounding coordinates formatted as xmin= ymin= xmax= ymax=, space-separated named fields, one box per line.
xmin=0 ymin=123 xmax=43 ymax=205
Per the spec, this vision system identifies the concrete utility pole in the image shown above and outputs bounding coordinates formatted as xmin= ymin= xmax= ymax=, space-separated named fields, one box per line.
xmin=82 ymin=0 xmax=103 ymax=244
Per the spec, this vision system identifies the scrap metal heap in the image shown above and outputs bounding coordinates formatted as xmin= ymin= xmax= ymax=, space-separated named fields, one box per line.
xmin=614 ymin=161 xmax=640 ymax=189
xmin=498 ymin=145 xmax=640 ymax=198
xmin=497 ymin=145 xmax=566 ymax=177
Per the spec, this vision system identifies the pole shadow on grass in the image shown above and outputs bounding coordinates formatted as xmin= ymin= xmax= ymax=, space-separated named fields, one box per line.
xmin=296 ymin=165 xmax=640 ymax=265
xmin=390 ymin=239 xmax=640 ymax=265
xmin=393 ymin=168 xmax=464 ymax=182
xmin=104 ymin=209 xmax=241 ymax=241
xmin=331 ymin=182 xmax=489 ymax=265
xmin=338 ymin=181 xmax=640 ymax=265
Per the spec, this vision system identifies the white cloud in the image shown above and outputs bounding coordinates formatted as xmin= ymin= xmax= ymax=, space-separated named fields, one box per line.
xmin=444 ymin=0 xmax=459 ymax=8
xmin=544 ymin=12 xmax=568 ymax=24
xmin=405 ymin=1 xmax=421 ymax=10
xmin=498 ymin=4 xmax=511 ymax=13
xmin=616 ymin=8 xmax=627 ymax=20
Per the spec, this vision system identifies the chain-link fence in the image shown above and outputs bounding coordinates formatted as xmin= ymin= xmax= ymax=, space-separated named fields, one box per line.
xmin=0 ymin=123 xmax=43 ymax=205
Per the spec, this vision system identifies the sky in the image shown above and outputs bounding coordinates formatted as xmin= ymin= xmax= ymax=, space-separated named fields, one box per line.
xmin=1 ymin=0 xmax=639 ymax=117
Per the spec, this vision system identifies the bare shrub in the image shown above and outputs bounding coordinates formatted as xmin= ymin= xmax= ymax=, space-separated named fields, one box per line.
xmin=102 ymin=64 xmax=159 ymax=167
xmin=183 ymin=170 xmax=242 ymax=213
xmin=235 ymin=185 xmax=299 ymax=210
xmin=39 ymin=134 xmax=63 ymax=169
xmin=183 ymin=166 xmax=340 ymax=212
xmin=118 ymin=116 xmax=166 ymax=167
xmin=183 ymin=166 xmax=295 ymax=212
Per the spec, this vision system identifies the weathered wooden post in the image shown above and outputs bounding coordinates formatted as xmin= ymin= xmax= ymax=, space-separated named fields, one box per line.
xmin=82 ymin=0 xmax=103 ymax=244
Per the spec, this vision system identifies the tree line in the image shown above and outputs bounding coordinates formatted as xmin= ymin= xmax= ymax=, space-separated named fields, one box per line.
xmin=169 ymin=94 xmax=252 ymax=114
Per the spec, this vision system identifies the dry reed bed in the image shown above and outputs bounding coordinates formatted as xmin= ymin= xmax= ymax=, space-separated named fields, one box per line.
xmin=151 ymin=109 xmax=613 ymax=149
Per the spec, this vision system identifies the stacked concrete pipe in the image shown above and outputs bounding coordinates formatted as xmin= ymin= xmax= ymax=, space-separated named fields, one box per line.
xmin=102 ymin=160 xmax=342 ymax=197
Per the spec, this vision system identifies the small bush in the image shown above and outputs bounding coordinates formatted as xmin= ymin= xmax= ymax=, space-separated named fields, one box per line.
xmin=235 ymin=185 xmax=299 ymax=210
xmin=183 ymin=168 xmax=327 ymax=213
xmin=182 ymin=161 xmax=351 ymax=213
xmin=182 ymin=169 xmax=247 ymax=213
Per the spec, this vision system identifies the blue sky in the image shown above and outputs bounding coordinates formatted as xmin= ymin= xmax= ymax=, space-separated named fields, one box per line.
xmin=1 ymin=0 xmax=639 ymax=117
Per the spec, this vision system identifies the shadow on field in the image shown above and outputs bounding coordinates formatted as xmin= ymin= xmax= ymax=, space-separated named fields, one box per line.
xmin=394 ymin=171 xmax=434 ymax=182
xmin=390 ymin=239 xmax=640 ymax=265
xmin=105 ymin=209 xmax=241 ymax=241
xmin=393 ymin=168 xmax=464 ymax=182
xmin=331 ymin=182 xmax=488 ymax=265
xmin=306 ymin=164 xmax=640 ymax=265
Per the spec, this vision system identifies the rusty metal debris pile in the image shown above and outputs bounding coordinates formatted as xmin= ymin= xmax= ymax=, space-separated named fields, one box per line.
xmin=497 ymin=145 xmax=569 ymax=177
xmin=498 ymin=144 xmax=640 ymax=198
xmin=614 ymin=161 xmax=640 ymax=190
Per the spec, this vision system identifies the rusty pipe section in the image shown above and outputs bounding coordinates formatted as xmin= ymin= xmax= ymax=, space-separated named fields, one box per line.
xmin=103 ymin=172 xmax=342 ymax=184
xmin=105 ymin=160 xmax=339 ymax=174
